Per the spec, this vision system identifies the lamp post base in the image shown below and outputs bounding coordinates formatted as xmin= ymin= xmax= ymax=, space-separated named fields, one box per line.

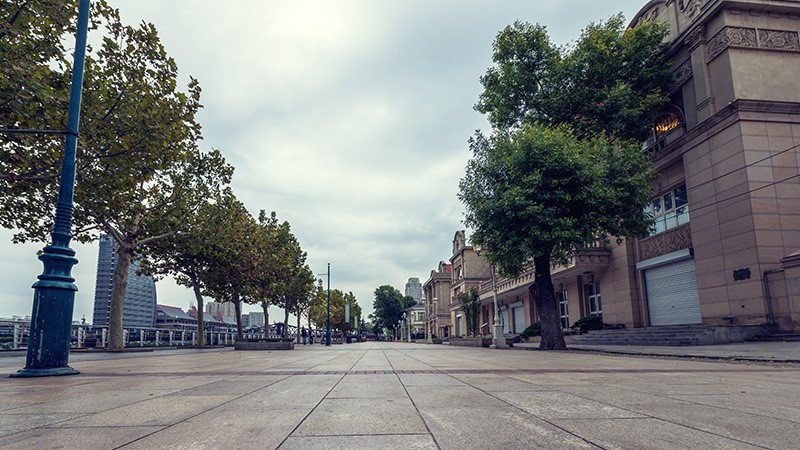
xmin=490 ymin=324 xmax=508 ymax=349
xmin=10 ymin=366 xmax=80 ymax=378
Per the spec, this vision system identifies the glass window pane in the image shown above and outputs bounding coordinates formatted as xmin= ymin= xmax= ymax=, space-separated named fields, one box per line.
xmin=664 ymin=192 xmax=673 ymax=211
xmin=665 ymin=211 xmax=677 ymax=229
xmin=652 ymin=199 xmax=662 ymax=216
xmin=677 ymin=206 xmax=690 ymax=225
xmin=674 ymin=185 xmax=688 ymax=207
xmin=655 ymin=217 xmax=666 ymax=233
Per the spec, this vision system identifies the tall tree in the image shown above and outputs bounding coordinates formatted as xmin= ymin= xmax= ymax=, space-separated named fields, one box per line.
xmin=466 ymin=15 xmax=673 ymax=350
xmin=372 ymin=285 xmax=413 ymax=334
xmin=249 ymin=211 xmax=291 ymax=332
xmin=138 ymin=188 xmax=242 ymax=346
xmin=203 ymin=204 xmax=259 ymax=340
xmin=460 ymin=124 xmax=654 ymax=349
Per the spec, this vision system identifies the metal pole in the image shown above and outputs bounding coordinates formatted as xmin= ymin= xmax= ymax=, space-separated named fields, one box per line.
xmin=12 ymin=0 xmax=90 ymax=377
xmin=325 ymin=263 xmax=331 ymax=346
xmin=490 ymin=264 xmax=508 ymax=349
xmin=425 ymin=297 xmax=432 ymax=344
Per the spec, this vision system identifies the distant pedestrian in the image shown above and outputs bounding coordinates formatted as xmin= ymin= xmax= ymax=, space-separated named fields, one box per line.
xmin=301 ymin=327 xmax=308 ymax=345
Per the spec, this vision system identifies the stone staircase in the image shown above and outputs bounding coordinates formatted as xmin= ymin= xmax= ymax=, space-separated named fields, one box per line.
xmin=570 ymin=324 xmax=776 ymax=346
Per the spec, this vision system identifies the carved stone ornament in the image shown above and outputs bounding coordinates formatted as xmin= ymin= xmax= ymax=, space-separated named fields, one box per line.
xmin=638 ymin=224 xmax=693 ymax=261
xmin=758 ymin=29 xmax=800 ymax=51
xmin=707 ymin=27 xmax=758 ymax=61
xmin=636 ymin=6 xmax=660 ymax=27
xmin=684 ymin=25 xmax=706 ymax=50
xmin=672 ymin=59 xmax=693 ymax=90
xmin=680 ymin=0 xmax=707 ymax=18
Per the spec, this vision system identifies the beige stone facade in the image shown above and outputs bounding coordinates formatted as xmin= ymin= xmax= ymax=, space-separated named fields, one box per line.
xmin=422 ymin=261 xmax=452 ymax=338
xmin=449 ymin=0 xmax=800 ymax=338
xmin=448 ymin=231 xmax=491 ymax=337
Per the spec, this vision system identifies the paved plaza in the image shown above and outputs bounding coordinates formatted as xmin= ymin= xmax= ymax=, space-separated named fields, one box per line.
xmin=1 ymin=342 xmax=799 ymax=449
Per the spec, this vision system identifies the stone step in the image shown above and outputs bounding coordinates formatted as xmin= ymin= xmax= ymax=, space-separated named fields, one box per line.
xmin=747 ymin=334 xmax=800 ymax=342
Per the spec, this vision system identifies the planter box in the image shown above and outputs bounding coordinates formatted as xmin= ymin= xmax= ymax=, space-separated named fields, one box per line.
xmin=449 ymin=337 xmax=492 ymax=348
xmin=234 ymin=339 xmax=294 ymax=350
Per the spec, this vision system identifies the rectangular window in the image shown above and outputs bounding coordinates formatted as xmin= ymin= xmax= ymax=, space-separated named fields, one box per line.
xmin=557 ymin=291 xmax=569 ymax=329
xmin=587 ymin=282 xmax=602 ymax=318
xmin=647 ymin=184 xmax=689 ymax=236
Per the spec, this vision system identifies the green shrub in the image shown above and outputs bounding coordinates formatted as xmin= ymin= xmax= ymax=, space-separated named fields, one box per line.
xmin=572 ymin=315 xmax=603 ymax=333
xmin=519 ymin=322 xmax=541 ymax=338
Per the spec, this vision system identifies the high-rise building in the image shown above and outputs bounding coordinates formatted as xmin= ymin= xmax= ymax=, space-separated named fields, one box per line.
xmin=206 ymin=301 xmax=236 ymax=319
xmin=92 ymin=234 xmax=157 ymax=328
xmin=405 ymin=277 xmax=422 ymax=303
xmin=248 ymin=311 xmax=265 ymax=326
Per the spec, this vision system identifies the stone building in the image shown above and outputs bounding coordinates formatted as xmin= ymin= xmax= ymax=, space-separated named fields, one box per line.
xmin=422 ymin=261 xmax=452 ymax=338
xmin=449 ymin=231 xmax=493 ymax=337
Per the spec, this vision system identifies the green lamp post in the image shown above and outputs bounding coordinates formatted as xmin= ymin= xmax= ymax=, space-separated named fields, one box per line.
xmin=10 ymin=0 xmax=91 ymax=378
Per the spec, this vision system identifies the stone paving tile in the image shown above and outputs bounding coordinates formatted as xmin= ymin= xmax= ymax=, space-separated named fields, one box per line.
xmin=668 ymin=392 xmax=800 ymax=422
xmin=630 ymin=402 xmax=800 ymax=449
xmin=450 ymin=373 xmax=549 ymax=392
xmin=172 ymin=379 xmax=282 ymax=396
xmin=492 ymin=390 xmax=647 ymax=420
xmin=405 ymin=384 xmax=508 ymax=408
xmin=420 ymin=406 xmax=597 ymax=450
xmin=10 ymin=389 xmax=182 ymax=414
xmin=292 ymin=398 xmax=427 ymax=436
xmin=0 ymin=426 xmax=162 ymax=450
xmin=246 ymin=375 xmax=340 ymax=409
xmin=52 ymin=394 xmax=239 ymax=427
xmin=397 ymin=373 xmax=466 ymax=387
xmin=553 ymin=418 xmax=762 ymax=450
xmin=123 ymin=407 xmax=309 ymax=450
xmin=0 ymin=412 xmax=86 ymax=438
xmin=326 ymin=374 xmax=407 ymax=398
xmin=278 ymin=434 xmax=438 ymax=450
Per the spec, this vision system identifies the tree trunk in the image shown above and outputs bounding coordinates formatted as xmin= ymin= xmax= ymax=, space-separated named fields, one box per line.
xmin=261 ymin=301 xmax=269 ymax=336
xmin=531 ymin=253 xmax=567 ymax=351
xmin=108 ymin=240 xmax=134 ymax=351
xmin=296 ymin=311 xmax=301 ymax=344
xmin=283 ymin=308 xmax=290 ymax=338
xmin=190 ymin=272 xmax=204 ymax=347
xmin=233 ymin=294 xmax=243 ymax=340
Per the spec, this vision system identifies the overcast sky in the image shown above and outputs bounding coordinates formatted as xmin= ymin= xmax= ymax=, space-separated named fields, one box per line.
xmin=1 ymin=0 xmax=648 ymax=324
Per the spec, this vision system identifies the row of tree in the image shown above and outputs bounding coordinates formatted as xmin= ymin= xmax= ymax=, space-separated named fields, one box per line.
xmin=1 ymin=1 xmax=350 ymax=349
xmin=459 ymin=16 xmax=675 ymax=349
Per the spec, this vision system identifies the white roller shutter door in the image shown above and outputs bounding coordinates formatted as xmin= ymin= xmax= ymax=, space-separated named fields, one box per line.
xmin=646 ymin=258 xmax=702 ymax=326
xmin=513 ymin=305 xmax=525 ymax=333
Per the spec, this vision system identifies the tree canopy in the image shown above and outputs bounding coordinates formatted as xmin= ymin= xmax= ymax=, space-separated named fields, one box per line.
xmin=371 ymin=285 xmax=416 ymax=334
xmin=476 ymin=15 xmax=671 ymax=141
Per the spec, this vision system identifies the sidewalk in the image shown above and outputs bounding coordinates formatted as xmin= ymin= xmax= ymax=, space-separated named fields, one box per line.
xmin=513 ymin=340 xmax=800 ymax=363
xmin=1 ymin=342 xmax=798 ymax=449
